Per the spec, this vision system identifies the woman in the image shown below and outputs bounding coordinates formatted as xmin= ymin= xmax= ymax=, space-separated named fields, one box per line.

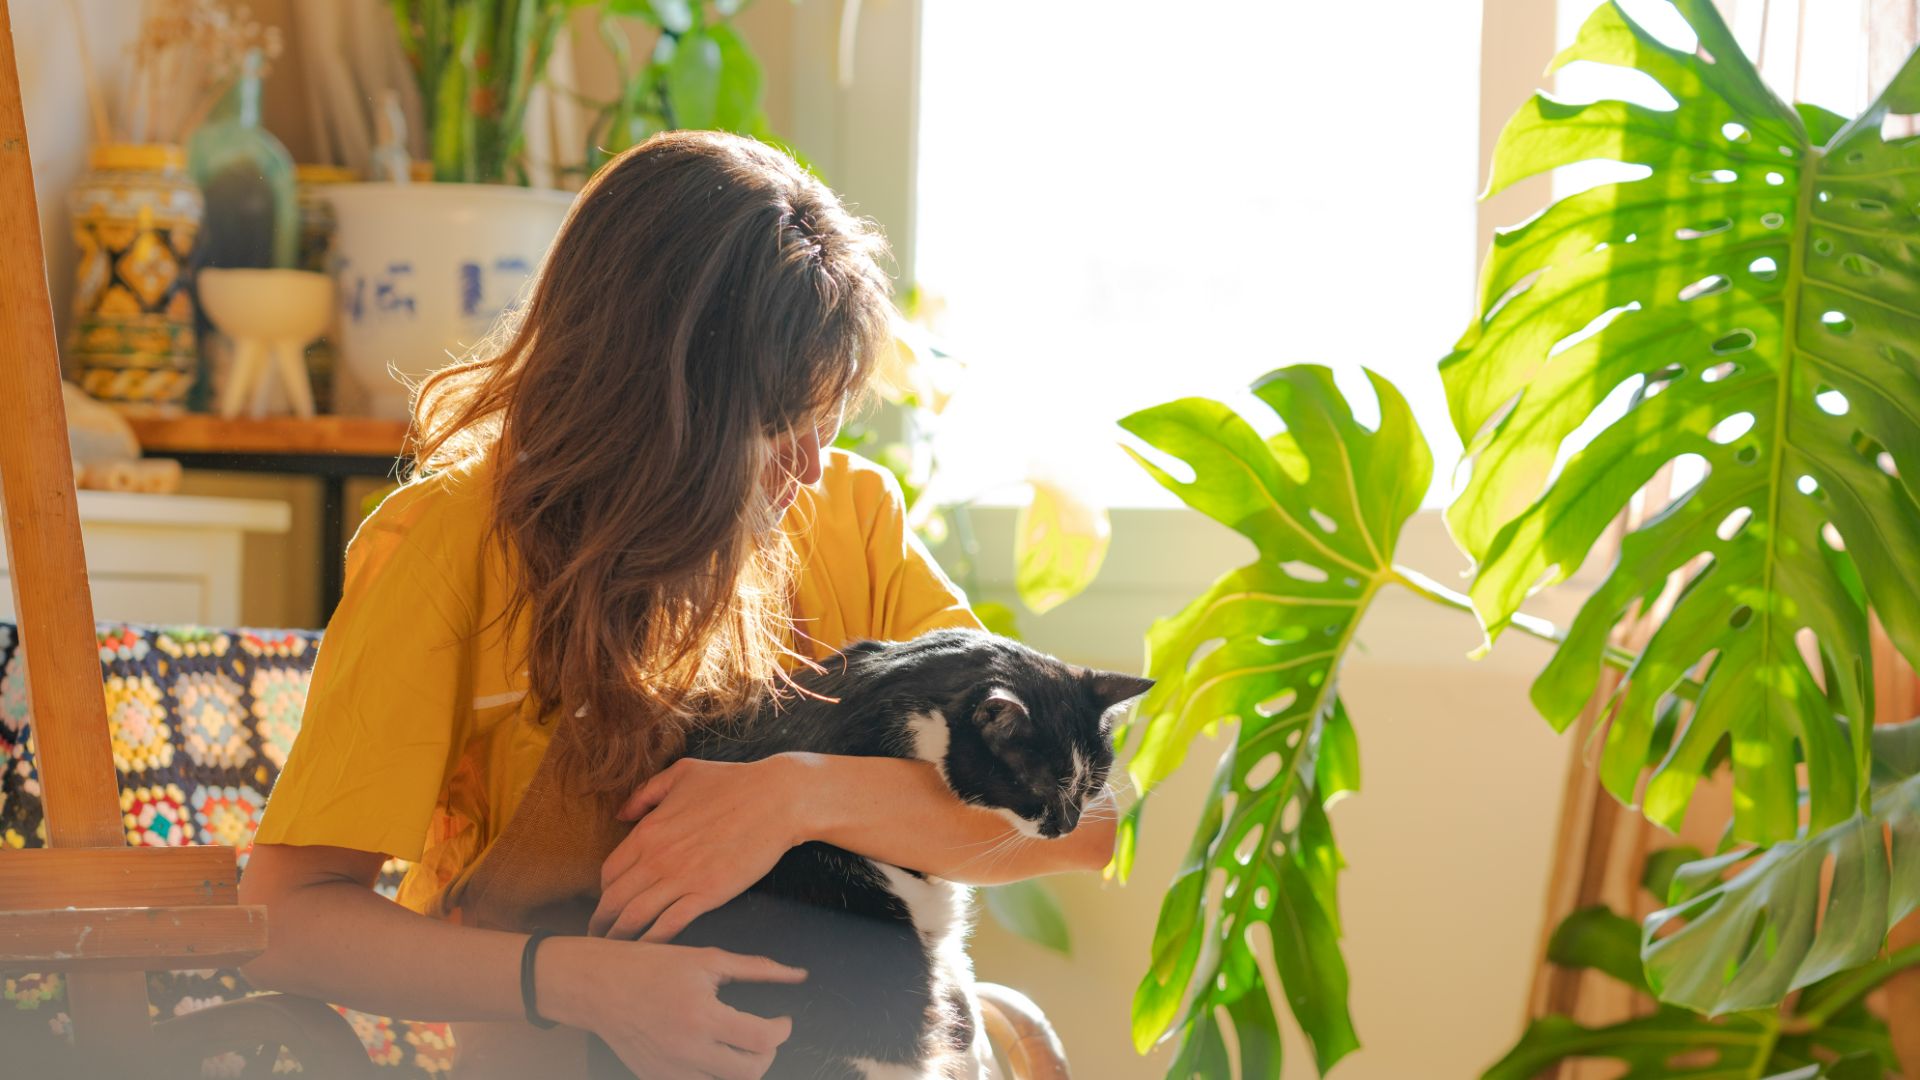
xmin=240 ymin=132 xmax=1115 ymax=1080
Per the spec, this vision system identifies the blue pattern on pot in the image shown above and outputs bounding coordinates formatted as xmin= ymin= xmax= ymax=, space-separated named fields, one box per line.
xmin=323 ymin=183 xmax=574 ymax=419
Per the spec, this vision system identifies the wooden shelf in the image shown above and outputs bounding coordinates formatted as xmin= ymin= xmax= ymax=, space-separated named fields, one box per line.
xmin=125 ymin=415 xmax=411 ymax=458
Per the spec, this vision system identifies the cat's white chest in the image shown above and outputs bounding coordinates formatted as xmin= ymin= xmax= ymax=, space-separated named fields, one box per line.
xmin=873 ymin=864 xmax=986 ymax=1080
xmin=877 ymin=864 xmax=967 ymax=947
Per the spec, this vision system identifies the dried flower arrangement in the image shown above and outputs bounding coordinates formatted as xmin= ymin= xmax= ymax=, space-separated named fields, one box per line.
xmin=68 ymin=0 xmax=284 ymax=145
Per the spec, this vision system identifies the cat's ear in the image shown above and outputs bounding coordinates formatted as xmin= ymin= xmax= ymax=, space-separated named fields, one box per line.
xmin=974 ymin=688 xmax=1031 ymax=745
xmin=1087 ymin=670 xmax=1155 ymax=712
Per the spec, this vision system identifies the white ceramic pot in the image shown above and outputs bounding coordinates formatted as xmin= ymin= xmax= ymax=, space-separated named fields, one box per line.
xmin=323 ymin=182 xmax=575 ymax=419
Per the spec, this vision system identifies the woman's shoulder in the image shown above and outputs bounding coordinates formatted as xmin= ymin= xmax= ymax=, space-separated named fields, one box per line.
xmin=345 ymin=456 xmax=496 ymax=586
xmin=815 ymin=448 xmax=906 ymax=516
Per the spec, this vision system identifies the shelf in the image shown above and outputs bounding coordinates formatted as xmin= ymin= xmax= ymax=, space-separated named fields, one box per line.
xmin=70 ymin=490 xmax=292 ymax=532
xmin=125 ymin=415 xmax=411 ymax=458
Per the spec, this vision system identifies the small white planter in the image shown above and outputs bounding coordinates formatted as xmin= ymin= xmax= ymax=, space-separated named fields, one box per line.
xmin=323 ymin=182 xmax=576 ymax=419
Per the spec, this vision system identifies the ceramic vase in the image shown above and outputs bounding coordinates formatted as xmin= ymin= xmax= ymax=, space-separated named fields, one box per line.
xmin=324 ymin=182 xmax=574 ymax=419
xmin=294 ymin=164 xmax=357 ymax=414
xmin=67 ymin=143 xmax=203 ymax=413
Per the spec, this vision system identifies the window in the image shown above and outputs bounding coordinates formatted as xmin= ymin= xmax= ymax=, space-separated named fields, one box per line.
xmin=913 ymin=0 xmax=1485 ymax=508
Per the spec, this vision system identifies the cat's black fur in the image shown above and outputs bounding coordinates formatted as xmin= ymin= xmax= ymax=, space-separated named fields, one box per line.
xmin=653 ymin=628 xmax=1150 ymax=1080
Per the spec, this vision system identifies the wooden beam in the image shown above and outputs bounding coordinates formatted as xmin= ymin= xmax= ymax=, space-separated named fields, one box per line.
xmin=0 ymin=0 xmax=121 ymax=851
xmin=0 ymin=846 xmax=241 ymax=909
xmin=0 ymin=905 xmax=268 ymax=973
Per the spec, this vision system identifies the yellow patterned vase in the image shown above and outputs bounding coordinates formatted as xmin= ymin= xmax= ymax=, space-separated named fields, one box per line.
xmin=68 ymin=144 xmax=203 ymax=413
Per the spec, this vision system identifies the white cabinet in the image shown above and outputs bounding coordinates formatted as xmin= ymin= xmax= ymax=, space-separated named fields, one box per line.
xmin=0 ymin=492 xmax=291 ymax=626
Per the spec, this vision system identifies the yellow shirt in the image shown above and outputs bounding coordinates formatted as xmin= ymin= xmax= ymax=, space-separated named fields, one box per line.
xmin=254 ymin=450 xmax=979 ymax=916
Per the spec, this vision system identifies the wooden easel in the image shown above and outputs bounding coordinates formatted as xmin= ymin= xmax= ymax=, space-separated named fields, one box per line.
xmin=0 ymin=5 xmax=361 ymax=1075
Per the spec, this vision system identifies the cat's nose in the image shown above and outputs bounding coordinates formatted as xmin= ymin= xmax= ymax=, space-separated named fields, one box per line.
xmin=1046 ymin=802 xmax=1081 ymax=837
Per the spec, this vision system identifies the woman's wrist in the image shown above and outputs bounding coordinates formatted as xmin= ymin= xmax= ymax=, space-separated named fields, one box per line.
xmin=767 ymin=751 xmax=850 ymax=848
xmin=532 ymin=934 xmax=606 ymax=1031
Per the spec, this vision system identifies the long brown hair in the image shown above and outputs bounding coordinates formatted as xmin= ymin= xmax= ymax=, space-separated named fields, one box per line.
xmin=410 ymin=131 xmax=892 ymax=795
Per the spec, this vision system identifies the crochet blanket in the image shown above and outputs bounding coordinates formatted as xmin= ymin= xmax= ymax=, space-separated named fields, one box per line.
xmin=0 ymin=621 xmax=455 ymax=1076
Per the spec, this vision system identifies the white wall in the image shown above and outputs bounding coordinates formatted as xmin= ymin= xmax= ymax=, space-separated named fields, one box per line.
xmin=13 ymin=1 xmax=138 ymax=354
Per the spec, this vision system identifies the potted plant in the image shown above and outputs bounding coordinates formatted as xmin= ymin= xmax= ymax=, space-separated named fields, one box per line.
xmin=1113 ymin=1 xmax=1920 ymax=1075
xmin=323 ymin=0 xmax=777 ymax=418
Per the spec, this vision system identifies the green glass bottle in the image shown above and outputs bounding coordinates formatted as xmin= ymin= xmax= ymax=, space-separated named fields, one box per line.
xmin=187 ymin=49 xmax=297 ymax=271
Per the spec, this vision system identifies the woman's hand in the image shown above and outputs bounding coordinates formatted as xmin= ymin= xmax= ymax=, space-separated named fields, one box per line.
xmin=540 ymin=936 xmax=804 ymax=1080
xmin=591 ymin=755 xmax=809 ymax=942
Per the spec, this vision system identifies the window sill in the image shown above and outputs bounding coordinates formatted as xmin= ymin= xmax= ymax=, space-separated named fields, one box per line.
xmin=931 ymin=504 xmax=1601 ymax=677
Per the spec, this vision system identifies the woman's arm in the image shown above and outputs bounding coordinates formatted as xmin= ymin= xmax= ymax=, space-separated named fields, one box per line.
xmin=239 ymin=843 xmax=530 ymax=1022
xmin=241 ymin=843 xmax=802 ymax=1079
xmin=783 ymin=753 xmax=1117 ymax=881
xmin=592 ymin=753 xmax=1117 ymax=942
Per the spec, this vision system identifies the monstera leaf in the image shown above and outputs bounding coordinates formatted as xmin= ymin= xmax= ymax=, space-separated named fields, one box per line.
xmin=1640 ymin=719 xmax=1920 ymax=1014
xmin=1116 ymin=365 xmax=1430 ymax=1077
xmin=1014 ymin=478 xmax=1111 ymax=615
xmin=1486 ymin=862 xmax=1910 ymax=1079
xmin=1444 ymin=0 xmax=1920 ymax=847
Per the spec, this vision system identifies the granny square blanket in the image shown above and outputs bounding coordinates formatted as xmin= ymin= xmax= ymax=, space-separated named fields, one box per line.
xmin=0 ymin=621 xmax=454 ymax=1076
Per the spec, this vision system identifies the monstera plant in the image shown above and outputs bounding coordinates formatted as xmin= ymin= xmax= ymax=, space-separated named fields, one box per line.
xmin=1490 ymin=816 xmax=1919 ymax=1079
xmin=1117 ymin=366 xmax=1424 ymax=1074
xmin=1116 ymin=1 xmax=1920 ymax=1075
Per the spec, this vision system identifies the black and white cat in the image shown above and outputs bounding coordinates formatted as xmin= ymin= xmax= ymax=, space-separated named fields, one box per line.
xmin=669 ymin=628 xmax=1152 ymax=1080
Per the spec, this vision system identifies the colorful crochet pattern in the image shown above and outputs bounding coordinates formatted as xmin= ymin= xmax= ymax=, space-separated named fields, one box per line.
xmin=0 ymin=622 xmax=455 ymax=1076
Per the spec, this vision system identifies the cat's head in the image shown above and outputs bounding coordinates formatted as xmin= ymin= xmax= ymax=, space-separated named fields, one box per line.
xmin=886 ymin=629 xmax=1153 ymax=839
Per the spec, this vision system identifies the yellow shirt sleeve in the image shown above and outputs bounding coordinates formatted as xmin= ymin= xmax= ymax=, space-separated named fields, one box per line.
xmin=254 ymin=481 xmax=482 ymax=861
xmin=788 ymin=450 xmax=982 ymax=654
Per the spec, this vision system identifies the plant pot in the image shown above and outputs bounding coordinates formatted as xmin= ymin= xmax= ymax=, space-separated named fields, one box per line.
xmin=67 ymin=143 xmax=203 ymax=414
xmin=322 ymin=182 xmax=575 ymax=419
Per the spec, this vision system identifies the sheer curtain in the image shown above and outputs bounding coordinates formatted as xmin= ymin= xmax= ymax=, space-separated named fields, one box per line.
xmin=1526 ymin=2 xmax=1919 ymax=1075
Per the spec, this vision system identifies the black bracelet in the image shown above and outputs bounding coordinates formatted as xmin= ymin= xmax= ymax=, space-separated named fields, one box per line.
xmin=521 ymin=928 xmax=560 ymax=1029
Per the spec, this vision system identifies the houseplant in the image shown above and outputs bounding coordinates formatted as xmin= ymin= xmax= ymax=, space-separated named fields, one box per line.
xmin=324 ymin=1 xmax=779 ymax=416
xmin=1115 ymin=1 xmax=1920 ymax=1075
xmin=1489 ymin=836 xmax=1915 ymax=1078
xmin=386 ymin=0 xmax=774 ymax=185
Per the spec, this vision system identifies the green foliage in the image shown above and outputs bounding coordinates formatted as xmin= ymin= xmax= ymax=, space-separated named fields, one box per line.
xmin=391 ymin=0 xmax=579 ymax=183
xmin=1122 ymin=4 xmax=1920 ymax=1070
xmin=389 ymin=0 xmax=779 ymax=184
xmin=1485 ymin=856 xmax=1914 ymax=1080
xmin=1014 ymin=480 xmax=1111 ymax=616
xmin=1641 ymin=719 xmax=1920 ymax=1015
xmin=1443 ymin=0 xmax=1920 ymax=849
xmin=1117 ymin=366 xmax=1429 ymax=1076
xmin=972 ymin=600 xmax=1022 ymax=640
xmin=983 ymin=879 xmax=1072 ymax=956
xmin=582 ymin=2 xmax=778 ymax=173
